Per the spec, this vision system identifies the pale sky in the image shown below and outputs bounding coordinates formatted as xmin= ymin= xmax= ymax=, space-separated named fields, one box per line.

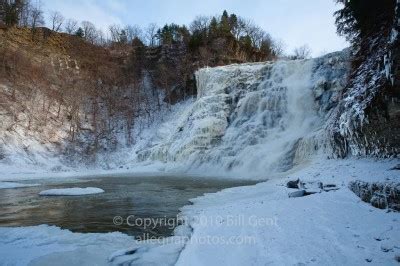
xmin=41 ymin=0 xmax=348 ymax=56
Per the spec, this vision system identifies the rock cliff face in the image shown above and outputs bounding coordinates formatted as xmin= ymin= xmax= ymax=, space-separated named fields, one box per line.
xmin=328 ymin=2 xmax=400 ymax=158
xmin=0 ymin=27 xmax=157 ymax=168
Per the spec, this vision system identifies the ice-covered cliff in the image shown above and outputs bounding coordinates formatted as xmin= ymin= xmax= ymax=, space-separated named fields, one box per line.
xmin=328 ymin=4 xmax=400 ymax=158
xmin=136 ymin=52 xmax=350 ymax=177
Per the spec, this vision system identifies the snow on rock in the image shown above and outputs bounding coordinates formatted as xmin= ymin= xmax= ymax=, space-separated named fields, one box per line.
xmin=288 ymin=189 xmax=306 ymax=198
xmin=333 ymin=49 xmax=400 ymax=156
xmin=331 ymin=11 xmax=400 ymax=158
xmin=386 ymin=0 xmax=400 ymax=85
xmin=0 ymin=181 xmax=39 ymax=189
xmin=39 ymin=187 xmax=104 ymax=196
xmin=349 ymin=180 xmax=400 ymax=211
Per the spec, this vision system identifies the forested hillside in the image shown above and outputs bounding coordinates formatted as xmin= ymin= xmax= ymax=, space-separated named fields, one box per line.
xmin=0 ymin=1 xmax=283 ymax=166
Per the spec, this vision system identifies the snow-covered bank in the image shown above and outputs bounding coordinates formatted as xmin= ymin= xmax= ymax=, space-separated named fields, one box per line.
xmin=176 ymin=158 xmax=400 ymax=265
xmin=0 ymin=224 xmax=190 ymax=266
xmin=1 ymin=158 xmax=398 ymax=265
xmin=0 ymin=225 xmax=134 ymax=266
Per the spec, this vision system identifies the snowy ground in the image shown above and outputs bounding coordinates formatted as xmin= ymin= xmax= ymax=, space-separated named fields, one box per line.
xmin=177 ymin=157 xmax=400 ymax=265
xmin=0 ymin=157 xmax=399 ymax=265
xmin=0 ymin=225 xmax=134 ymax=266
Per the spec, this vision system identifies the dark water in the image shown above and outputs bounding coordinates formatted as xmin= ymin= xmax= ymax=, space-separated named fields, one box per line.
xmin=0 ymin=175 xmax=256 ymax=238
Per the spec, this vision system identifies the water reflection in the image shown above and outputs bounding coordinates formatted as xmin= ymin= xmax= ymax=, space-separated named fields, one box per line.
xmin=0 ymin=175 xmax=256 ymax=238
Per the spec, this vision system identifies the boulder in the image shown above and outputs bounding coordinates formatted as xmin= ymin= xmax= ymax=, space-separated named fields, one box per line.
xmin=349 ymin=180 xmax=400 ymax=211
xmin=287 ymin=179 xmax=300 ymax=189
xmin=371 ymin=194 xmax=387 ymax=209
xmin=323 ymin=184 xmax=339 ymax=192
xmin=288 ymin=190 xmax=306 ymax=198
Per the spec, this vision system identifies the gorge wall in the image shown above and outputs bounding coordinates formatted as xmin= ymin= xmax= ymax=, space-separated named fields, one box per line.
xmin=329 ymin=0 xmax=400 ymax=158
xmin=1 ymin=21 xmax=399 ymax=175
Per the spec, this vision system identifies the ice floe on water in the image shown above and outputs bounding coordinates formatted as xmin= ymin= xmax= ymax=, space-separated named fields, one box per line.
xmin=0 ymin=182 xmax=40 ymax=189
xmin=39 ymin=187 xmax=104 ymax=196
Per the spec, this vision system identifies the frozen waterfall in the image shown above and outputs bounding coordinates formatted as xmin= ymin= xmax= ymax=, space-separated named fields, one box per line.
xmin=137 ymin=52 xmax=349 ymax=177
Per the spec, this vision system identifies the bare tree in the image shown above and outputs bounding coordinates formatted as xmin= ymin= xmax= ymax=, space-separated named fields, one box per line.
xmin=243 ymin=21 xmax=267 ymax=48
xmin=125 ymin=24 xmax=142 ymax=43
xmin=232 ymin=17 xmax=247 ymax=39
xmin=199 ymin=46 xmax=212 ymax=67
xmin=81 ymin=20 xmax=98 ymax=44
xmin=272 ymin=39 xmax=285 ymax=57
xmin=256 ymin=30 xmax=270 ymax=49
xmin=109 ymin=24 xmax=122 ymax=43
xmin=292 ymin=45 xmax=312 ymax=60
xmin=95 ymin=29 xmax=106 ymax=46
xmin=29 ymin=5 xmax=44 ymax=30
xmin=145 ymin=23 xmax=158 ymax=46
xmin=242 ymin=19 xmax=256 ymax=36
xmin=189 ymin=15 xmax=211 ymax=34
xmin=49 ymin=10 xmax=64 ymax=32
xmin=19 ymin=1 xmax=32 ymax=27
xmin=64 ymin=18 xmax=78 ymax=34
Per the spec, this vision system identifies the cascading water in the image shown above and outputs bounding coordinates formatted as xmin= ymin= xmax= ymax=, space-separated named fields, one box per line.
xmin=137 ymin=52 xmax=349 ymax=177
xmin=195 ymin=60 xmax=321 ymax=173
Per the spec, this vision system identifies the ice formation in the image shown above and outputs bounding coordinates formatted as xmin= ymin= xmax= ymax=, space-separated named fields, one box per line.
xmin=137 ymin=52 xmax=349 ymax=177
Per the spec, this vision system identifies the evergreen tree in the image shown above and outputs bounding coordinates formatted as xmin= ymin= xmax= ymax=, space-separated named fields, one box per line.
xmin=178 ymin=25 xmax=190 ymax=44
xmin=119 ymin=29 xmax=128 ymax=44
xmin=334 ymin=0 xmax=396 ymax=43
xmin=75 ymin=27 xmax=84 ymax=38
xmin=157 ymin=24 xmax=188 ymax=45
xmin=221 ymin=10 xmax=229 ymax=20
xmin=209 ymin=17 xmax=218 ymax=38
xmin=0 ymin=0 xmax=24 ymax=26
xmin=240 ymin=35 xmax=253 ymax=53
xmin=220 ymin=10 xmax=231 ymax=36
xmin=229 ymin=13 xmax=238 ymax=33
xmin=158 ymin=24 xmax=173 ymax=45
xmin=188 ymin=31 xmax=203 ymax=51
